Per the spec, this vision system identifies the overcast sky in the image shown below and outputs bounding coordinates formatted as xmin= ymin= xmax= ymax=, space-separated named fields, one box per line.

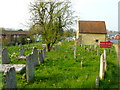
xmin=0 ymin=0 xmax=119 ymax=31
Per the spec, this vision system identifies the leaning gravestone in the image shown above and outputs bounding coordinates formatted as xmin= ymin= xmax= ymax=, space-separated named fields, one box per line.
xmin=38 ymin=50 xmax=44 ymax=64
xmin=2 ymin=48 xmax=10 ymax=64
xmin=4 ymin=67 xmax=17 ymax=88
xmin=32 ymin=47 xmax=39 ymax=66
xmin=26 ymin=54 xmax=34 ymax=82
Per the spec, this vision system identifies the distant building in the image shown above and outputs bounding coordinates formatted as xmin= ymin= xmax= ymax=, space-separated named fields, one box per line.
xmin=0 ymin=30 xmax=29 ymax=44
xmin=76 ymin=20 xmax=107 ymax=45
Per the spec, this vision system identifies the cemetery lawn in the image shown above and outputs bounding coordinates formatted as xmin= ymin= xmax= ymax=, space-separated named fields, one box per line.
xmin=4 ymin=41 xmax=119 ymax=88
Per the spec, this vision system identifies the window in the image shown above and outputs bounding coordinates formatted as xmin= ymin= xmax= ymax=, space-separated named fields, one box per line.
xmin=96 ymin=39 xmax=99 ymax=43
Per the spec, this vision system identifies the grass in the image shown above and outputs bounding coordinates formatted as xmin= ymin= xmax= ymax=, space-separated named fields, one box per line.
xmin=1 ymin=41 xmax=118 ymax=88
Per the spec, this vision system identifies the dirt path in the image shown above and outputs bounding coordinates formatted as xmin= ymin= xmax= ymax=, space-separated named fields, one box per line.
xmin=114 ymin=44 xmax=120 ymax=88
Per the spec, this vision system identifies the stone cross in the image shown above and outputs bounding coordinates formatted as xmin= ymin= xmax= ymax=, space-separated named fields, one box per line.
xmin=4 ymin=67 xmax=17 ymax=88
xmin=20 ymin=46 xmax=24 ymax=56
xmin=2 ymin=48 xmax=10 ymax=64
xmin=26 ymin=54 xmax=34 ymax=82
xmin=99 ymin=54 xmax=104 ymax=80
xmin=32 ymin=47 xmax=39 ymax=66
xmin=38 ymin=50 xmax=44 ymax=64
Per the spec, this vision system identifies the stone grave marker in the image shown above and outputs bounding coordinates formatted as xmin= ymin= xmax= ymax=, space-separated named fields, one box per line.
xmin=99 ymin=54 xmax=104 ymax=80
xmin=43 ymin=47 xmax=46 ymax=58
xmin=81 ymin=61 xmax=83 ymax=67
xmin=2 ymin=48 xmax=10 ymax=64
xmin=42 ymin=44 xmax=47 ymax=51
xmin=103 ymin=49 xmax=107 ymax=71
xmin=32 ymin=47 xmax=39 ymax=66
xmin=38 ymin=50 xmax=44 ymax=64
xmin=20 ymin=46 xmax=24 ymax=56
xmin=4 ymin=67 xmax=17 ymax=88
xmin=96 ymin=76 xmax=100 ymax=88
xmin=94 ymin=45 xmax=97 ymax=50
xmin=97 ymin=49 xmax=100 ymax=55
xmin=74 ymin=46 xmax=76 ymax=60
xmin=26 ymin=54 xmax=34 ymax=82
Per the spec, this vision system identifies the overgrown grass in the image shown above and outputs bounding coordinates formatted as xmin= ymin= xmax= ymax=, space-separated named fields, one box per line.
xmin=1 ymin=41 xmax=118 ymax=88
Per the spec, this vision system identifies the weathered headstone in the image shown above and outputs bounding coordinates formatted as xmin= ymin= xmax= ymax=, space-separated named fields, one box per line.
xmin=81 ymin=60 xmax=83 ymax=67
xmin=108 ymin=48 xmax=112 ymax=53
xmin=2 ymin=48 xmax=10 ymax=64
xmin=103 ymin=49 xmax=107 ymax=71
xmin=38 ymin=50 xmax=44 ymax=64
xmin=97 ymin=49 xmax=100 ymax=55
xmin=43 ymin=47 xmax=46 ymax=58
xmin=74 ymin=46 xmax=76 ymax=60
xmin=26 ymin=54 xmax=34 ymax=82
xmin=96 ymin=76 xmax=100 ymax=88
xmin=20 ymin=46 xmax=24 ymax=56
xmin=32 ymin=47 xmax=39 ymax=66
xmin=99 ymin=54 xmax=104 ymax=80
xmin=94 ymin=45 xmax=97 ymax=50
xmin=42 ymin=44 xmax=47 ymax=51
xmin=4 ymin=67 xmax=17 ymax=88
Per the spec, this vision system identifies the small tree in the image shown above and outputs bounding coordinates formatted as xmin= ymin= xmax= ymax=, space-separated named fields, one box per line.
xmin=29 ymin=0 xmax=75 ymax=51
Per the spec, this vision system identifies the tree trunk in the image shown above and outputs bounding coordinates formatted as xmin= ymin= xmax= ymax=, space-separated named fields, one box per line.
xmin=47 ymin=43 xmax=51 ymax=52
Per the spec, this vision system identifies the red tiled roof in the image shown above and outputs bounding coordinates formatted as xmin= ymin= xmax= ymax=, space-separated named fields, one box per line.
xmin=78 ymin=20 xmax=107 ymax=34
xmin=0 ymin=30 xmax=29 ymax=35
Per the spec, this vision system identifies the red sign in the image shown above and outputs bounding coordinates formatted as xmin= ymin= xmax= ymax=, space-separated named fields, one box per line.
xmin=100 ymin=41 xmax=112 ymax=48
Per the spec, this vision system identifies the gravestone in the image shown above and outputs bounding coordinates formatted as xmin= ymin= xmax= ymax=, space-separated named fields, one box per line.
xmin=103 ymin=49 xmax=107 ymax=71
xmin=74 ymin=46 xmax=76 ymax=60
xmin=4 ymin=67 xmax=17 ymax=88
xmin=109 ymin=48 xmax=112 ymax=53
xmin=43 ymin=47 xmax=46 ymax=58
xmin=2 ymin=48 xmax=10 ymax=64
xmin=96 ymin=76 xmax=100 ymax=88
xmin=94 ymin=45 xmax=97 ymax=50
xmin=38 ymin=50 xmax=44 ymax=64
xmin=81 ymin=61 xmax=83 ymax=67
xmin=32 ymin=47 xmax=39 ymax=66
xmin=97 ymin=49 xmax=100 ymax=55
xmin=99 ymin=54 xmax=104 ymax=80
xmin=20 ymin=46 xmax=24 ymax=56
xmin=26 ymin=54 xmax=34 ymax=82
xmin=42 ymin=44 xmax=47 ymax=51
